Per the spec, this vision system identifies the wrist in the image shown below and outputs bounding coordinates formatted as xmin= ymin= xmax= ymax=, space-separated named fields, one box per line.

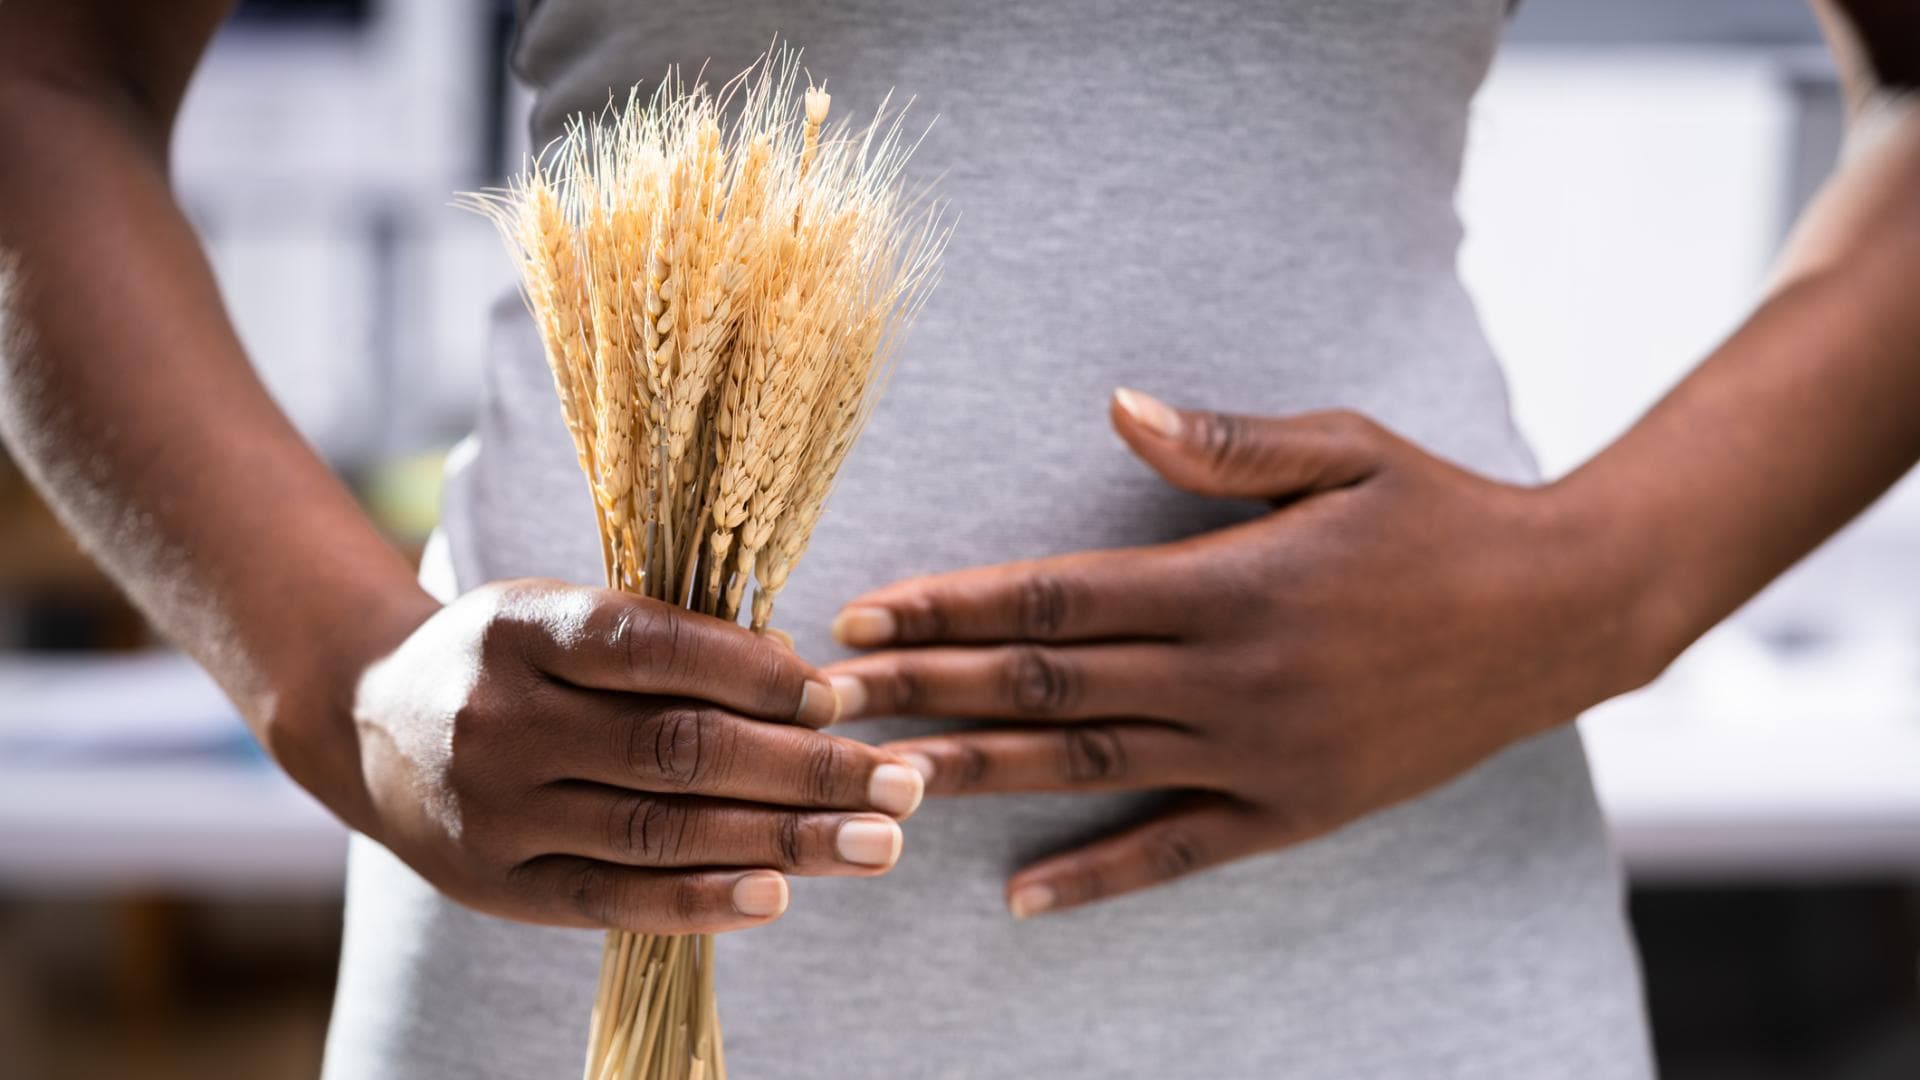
xmin=1533 ymin=470 xmax=1690 ymax=706
xmin=260 ymin=577 xmax=440 ymax=836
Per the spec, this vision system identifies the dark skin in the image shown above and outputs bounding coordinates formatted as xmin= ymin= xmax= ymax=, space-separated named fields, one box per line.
xmin=826 ymin=6 xmax=1920 ymax=916
xmin=1 ymin=0 xmax=1916 ymax=935
xmin=0 ymin=0 xmax=926 ymax=935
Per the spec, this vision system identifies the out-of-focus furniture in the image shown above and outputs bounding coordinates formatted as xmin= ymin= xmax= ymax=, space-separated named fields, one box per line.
xmin=0 ymin=651 xmax=345 ymax=899
xmin=1586 ymin=635 xmax=1920 ymax=881
xmin=1584 ymin=522 xmax=1920 ymax=883
xmin=0 ymin=455 xmax=151 ymax=651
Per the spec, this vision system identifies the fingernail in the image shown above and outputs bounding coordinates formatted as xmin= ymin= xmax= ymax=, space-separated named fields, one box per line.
xmin=898 ymin=751 xmax=936 ymax=785
xmin=1114 ymin=387 xmax=1182 ymax=440
xmin=829 ymin=674 xmax=868 ymax=719
xmin=836 ymin=818 xmax=903 ymax=866
xmin=1009 ymin=883 xmax=1056 ymax=919
xmin=733 ymin=872 xmax=789 ymax=917
xmin=797 ymin=680 xmax=840 ymax=726
xmin=832 ymin=606 xmax=897 ymax=647
xmin=867 ymin=763 xmax=924 ymax=816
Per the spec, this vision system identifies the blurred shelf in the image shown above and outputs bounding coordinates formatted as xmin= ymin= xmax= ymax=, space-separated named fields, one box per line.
xmin=1588 ymin=710 xmax=1920 ymax=882
xmin=1584 ymin=613 xmax=1920 ymax=883
xmin=0 ymin=651 xmax=347 ymax=898
xmin=0 ymin=759 xmax=346 ymax=898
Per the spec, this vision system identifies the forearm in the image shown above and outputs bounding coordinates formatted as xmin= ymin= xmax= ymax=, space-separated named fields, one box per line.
xmin=1558 ymin=94 xmax=1920 ymax=677
xmin=0 ymin=72 xmax=430 ymax=829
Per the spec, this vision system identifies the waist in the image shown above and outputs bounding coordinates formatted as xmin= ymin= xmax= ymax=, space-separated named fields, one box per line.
xmin=445 ymin=264 xmax=1534 ymax=605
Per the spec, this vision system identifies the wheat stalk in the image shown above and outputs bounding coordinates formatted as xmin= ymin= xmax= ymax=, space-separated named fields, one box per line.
xmin=461 ymin=44 xmax=945 ymax=1080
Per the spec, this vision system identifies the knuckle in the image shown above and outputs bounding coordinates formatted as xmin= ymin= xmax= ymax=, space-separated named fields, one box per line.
xmin=475 ymin=581 xmax=562 ymax=661
xmin=1063 ymin=863 xmax=1109 ymax=907
xmin=946 ymin=740 xmax=991 ymax=792
xmin=1316 ymin=409 xmax=1391 ymax=477
xmin=1192 ymin=411 xmax=1248 ymax=473
xmin=1015 ymin=572 xmax=1075 ymax=640
xmin=606 ymin=600 xmax=665 ymax=676
xmin=609 ymin=795 xmax=688 ymax=863
xmin=653 ymin=708 xmax=711 ymax=789
xmin=475 ymin=611 xmax=529 ymax=667
xmin=1003 ymin=645 xmax=1080 ymax=717
xmin=633 ymin=706 xmax=729 ymax=791
xmin=561 ymin=859 xmax=613 ymax=923
xmin=892 ymin=594 xmax=950 ymax=643
xmin=1059 ymin=727 xmax=1128 ymax=784
xmin=601 ymin=599 xmax=703 ymax=683
xmin=1322 ymin=408 xmax=1381 ymax=443
xmin=454 ymin=802 xmax=504 ymax=862
xmin=1237 ymin=650 xmax=1295 ymax=701
xmin=445 ymin=714 xmax=511 ymax=806
xmin=744 ymin=638 xmax=783 ymax=699
xmin=606 ymin=602 xmax=643 ymax=672
xmin=1141 ymin=826 xmax=1204 ymax=881
xmin=666 ymin=876 xmax=709 ymax=928
xmin=879 ymin=662 xmax=927 ymax=715
xmin=463 ymin=785 xmax=542 ymax=857
xmin=447 ymin=699 xmax=494 ymax=750
xmin=502 ymin=857 xmax=541 ymax=897
xmin=772 ymin=812 xmax=807 ymax=869
xmin=802 ymin=737 xmax=855 ymax=806
xmin=750 ymin=647 xmax=799 ymax=715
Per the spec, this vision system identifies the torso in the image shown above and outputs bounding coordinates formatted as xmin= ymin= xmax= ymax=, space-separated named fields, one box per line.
xmin=322 ymin=3 xmax=1654 ymax=1076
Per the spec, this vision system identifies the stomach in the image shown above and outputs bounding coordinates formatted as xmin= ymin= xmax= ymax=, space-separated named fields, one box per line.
xmin=369 ymin=3 xmax=1653 ymax=1073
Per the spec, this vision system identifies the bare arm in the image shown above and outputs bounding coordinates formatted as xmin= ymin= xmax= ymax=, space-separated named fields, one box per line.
xmin=0 ymin=1 xmax=923 ymax=932
xmin=1562 ymin=0 xmax=1920 ymax=667
xmin=0 ymin=0 xmax=422 ymax=826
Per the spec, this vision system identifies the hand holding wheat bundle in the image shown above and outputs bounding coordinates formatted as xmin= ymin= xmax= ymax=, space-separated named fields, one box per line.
xmin=462 ymin=48 xmax=944 ymax=1080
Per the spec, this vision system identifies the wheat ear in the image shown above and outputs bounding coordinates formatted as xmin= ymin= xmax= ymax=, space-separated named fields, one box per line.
xmin=464 ymin=42 xmax=943 ymax=1080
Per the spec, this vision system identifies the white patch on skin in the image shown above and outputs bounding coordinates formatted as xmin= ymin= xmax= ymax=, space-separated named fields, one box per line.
xmin=353 ymin=620 xmax=485 ymax=843
xmin=0 ymin=243 xmax=261 ymax=707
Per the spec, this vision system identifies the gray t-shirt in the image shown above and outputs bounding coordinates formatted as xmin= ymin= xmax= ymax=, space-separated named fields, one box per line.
xmin=323 ymin=1 xmax=1655 ymax=1076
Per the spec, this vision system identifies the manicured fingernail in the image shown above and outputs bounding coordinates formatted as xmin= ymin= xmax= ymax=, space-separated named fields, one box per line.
xmin=898 ymin=752 xmax=936 ymax=785
xmin=1009 ymin=883 xmax=1056 ymax=919
xmin=832 ymin=606 xmax=896 ymax=647
xmin=733 ymin=872 xmax=789 ymax=917
xmin=867 ymin=763 xmax=924 ymax=816
xmin=798 ymin=680 xmax=840 ymax=726
xmin=1114 ymin=387 xmax=1182 ymax=440
xmin=835 ymin=818 xmax=903 ymax=866
xmin=829 ymin=674 xmax=868 ymax=719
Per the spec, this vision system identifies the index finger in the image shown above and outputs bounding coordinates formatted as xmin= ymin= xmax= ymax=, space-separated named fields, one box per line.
xmin=831 ymin=547 xmax=1196 ymax=648
xmin=531 ymin=589 xmax=839 ymax=727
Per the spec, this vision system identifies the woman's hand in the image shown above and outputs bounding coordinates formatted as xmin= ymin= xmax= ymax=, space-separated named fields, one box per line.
xmin=346 ymin=580 xmax=927 ymax=935
xmin=825 ymin=390 xmax=1662 ymax=918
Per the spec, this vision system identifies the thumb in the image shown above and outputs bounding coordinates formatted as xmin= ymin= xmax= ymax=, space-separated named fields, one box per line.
xmin=1110 ymin=388 xmax=1388 ymax=501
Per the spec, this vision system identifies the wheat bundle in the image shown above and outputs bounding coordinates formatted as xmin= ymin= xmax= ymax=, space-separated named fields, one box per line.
xmin=462 ymin=47 xmax=944 ymax=1080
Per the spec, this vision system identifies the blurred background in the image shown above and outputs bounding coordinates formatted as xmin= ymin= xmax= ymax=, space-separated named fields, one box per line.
xmin=2 ymin=0 xmax=1917 ymax=1077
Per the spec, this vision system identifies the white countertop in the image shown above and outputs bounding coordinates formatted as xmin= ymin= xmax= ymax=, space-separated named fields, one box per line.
xmin=1583 ymin=621 xmax=1920 ymax=882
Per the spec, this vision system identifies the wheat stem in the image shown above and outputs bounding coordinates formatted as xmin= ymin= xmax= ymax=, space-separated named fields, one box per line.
xmin=465 ymin=42 xmax=943 ymax=1079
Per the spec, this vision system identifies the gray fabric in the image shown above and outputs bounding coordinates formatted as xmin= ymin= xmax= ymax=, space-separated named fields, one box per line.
xmin=323 ymin=1 xmax=1655 ymax=1076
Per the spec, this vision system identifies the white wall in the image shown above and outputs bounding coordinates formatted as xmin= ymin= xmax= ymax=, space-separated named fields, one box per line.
xmin=1462 ymin=53 xmax=1920 ymax=871
xmin=1460 ymin=51 xmax=1788 ymax=478
xmin=1461 ymin=48 xmax=1920 ymax=564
